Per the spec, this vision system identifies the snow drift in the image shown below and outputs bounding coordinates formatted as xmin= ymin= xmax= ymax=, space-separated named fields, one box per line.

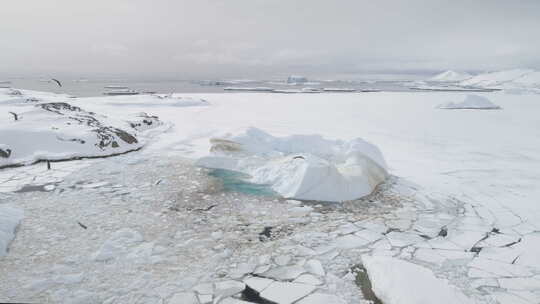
xmin=437 ymin=94 xmax=501 ymax=110
xmin=197 ymin=128 xmax=388 ymax=202
xmin=430 ymin=70 xmax=471 ymax=82
xmin=362 ymin=256 xmax=473 ymax=304
xmin=0 ymin=205 xmax=24 ymax=257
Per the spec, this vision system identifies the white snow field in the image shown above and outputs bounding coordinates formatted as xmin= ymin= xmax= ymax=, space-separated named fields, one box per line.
xmin=430 ymin=70 xmax=472 ymax=82
xmin=1 ymin=89 xmax=540 ymax=304
xmin=197 ymin=127 xmax=388 ymax=202
xmin=437 ymin=94 xmax=501 ymax=110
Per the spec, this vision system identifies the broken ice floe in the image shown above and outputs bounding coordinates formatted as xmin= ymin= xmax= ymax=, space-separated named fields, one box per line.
xmin=362 ymin=255 xmax=473 ymax=304
xmin=197 ymin=127 xmax=388 ymax=202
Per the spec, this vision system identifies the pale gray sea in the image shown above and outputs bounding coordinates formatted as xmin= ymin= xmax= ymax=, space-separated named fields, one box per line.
xmin=1 ymin=78 xmax=421 ymax=97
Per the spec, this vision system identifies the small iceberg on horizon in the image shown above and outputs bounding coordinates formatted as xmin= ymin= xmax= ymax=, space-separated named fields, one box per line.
xmin=437 ymin=94 xmax=501 ymax=110
xmin=197 ymin=128 xmax=388 ymax=202
xmin=287 ymin=75 xmax=308 ymax=84
xmin=430 ymin=70 xmax=472 ymax=82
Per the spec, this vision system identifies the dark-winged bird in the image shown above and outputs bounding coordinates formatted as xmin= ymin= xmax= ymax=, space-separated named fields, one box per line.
xmin=51 ymin=78 xmax=62 ymax=87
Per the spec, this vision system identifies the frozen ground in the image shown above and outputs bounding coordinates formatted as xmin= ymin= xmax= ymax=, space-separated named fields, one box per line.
xmin=1 ymin=89 xmax=540 ymax=303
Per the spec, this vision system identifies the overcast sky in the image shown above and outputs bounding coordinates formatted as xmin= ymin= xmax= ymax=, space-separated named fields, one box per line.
xmin=1 ymin=0 xmax=539 ymax=79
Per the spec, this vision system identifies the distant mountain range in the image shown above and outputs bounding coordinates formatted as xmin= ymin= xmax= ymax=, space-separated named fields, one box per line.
xmin=430 ymin=69 xmax=540 ymax=89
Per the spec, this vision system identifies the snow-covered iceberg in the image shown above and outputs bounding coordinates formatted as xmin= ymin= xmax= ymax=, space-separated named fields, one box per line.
xmin=362 ymin=255 xmax=473 ymax=304
xmin=437 ymin=94 xmax=501 ymax=110
xmin=287 ymin=75 xmax=308 ymax=84
xmin=430 ymin=70 xmax=471 ymax=82
xmin=197 ymin=128 xmax=388 ymax=202
xmin=0 ymin=205 xmax=24 ymax=257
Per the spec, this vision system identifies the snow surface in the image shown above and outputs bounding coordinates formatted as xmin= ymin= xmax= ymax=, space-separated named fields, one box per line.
xmin=362 ymin=255 xmax=473 ymax=304
xmin=0 ymin=205 xmax=23 ymax=257
xmin=2 ymin=89 xmax=540 ymax=304
xmin=197 ymin=127 xmax=388 ymax=202
xmin=437 ymin=94 xmax=501 ymax=109
xmin=430 ymin=70 xmax=472 ymax=82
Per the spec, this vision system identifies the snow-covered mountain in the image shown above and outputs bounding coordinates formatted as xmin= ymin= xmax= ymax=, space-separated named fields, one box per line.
xmin=460 ymin=69 xmax=540 ymax=89
xmin=430 ymin=70 xmax=472 ymax=82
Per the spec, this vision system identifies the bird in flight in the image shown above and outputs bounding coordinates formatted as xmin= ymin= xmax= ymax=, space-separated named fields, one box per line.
xmin=51 ymin=78 xmax=62 ymax=87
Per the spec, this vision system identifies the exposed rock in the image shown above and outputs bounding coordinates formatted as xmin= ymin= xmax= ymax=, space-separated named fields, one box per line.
xmin=39 ymin=102 xmax=84 ymax=115
xmin=38 ymin=102 xmax=139 ymax=149
xmin=128 ymin=112 xmax=162 ymax=131
xmin=0 ymin=146 xmax=11 ymax=158
xmin=438 ymin=227 xmax=448 ymax=237
xmin=352 ymin=264 xmax=382 ymax=304
xmin=8 ymin=89 xmax=22 ymax=96
xmin=259 ymin=226 xmax=273 ymax=242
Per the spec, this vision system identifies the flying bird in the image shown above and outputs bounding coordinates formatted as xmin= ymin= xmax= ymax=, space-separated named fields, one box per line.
xmin=51 ymin=78 xmax=62 ymax=87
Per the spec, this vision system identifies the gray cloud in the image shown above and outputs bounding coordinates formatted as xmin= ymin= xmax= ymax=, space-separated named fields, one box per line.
xmin=1 ymin=0 xmax=539 ymax=79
